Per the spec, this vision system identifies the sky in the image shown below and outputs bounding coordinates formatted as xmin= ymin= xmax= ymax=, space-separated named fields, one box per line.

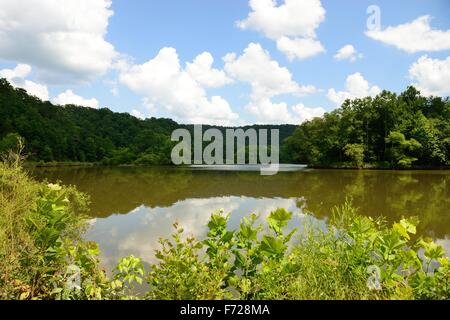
xmin=0 ymin=0 xmax=449 ymax=125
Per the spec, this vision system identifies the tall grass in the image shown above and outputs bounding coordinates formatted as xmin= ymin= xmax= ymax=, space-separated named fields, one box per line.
xmin=0 ymin=160 xmax=39 ymax=297
xmin=0 ymin=144 xmax=101 ymax=299
xmin=0 ymin=152 xmax=144 ymax=300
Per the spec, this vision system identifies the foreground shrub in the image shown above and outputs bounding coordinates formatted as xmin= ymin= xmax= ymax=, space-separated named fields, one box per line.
xmin=147 ymin=203 xmax=449 ymax=300
xmin=0 ymin=162 xmax=143 ymax=299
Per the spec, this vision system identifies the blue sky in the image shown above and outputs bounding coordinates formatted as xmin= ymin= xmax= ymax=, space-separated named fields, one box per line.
xmin=0 ymin=0 xmax=449 ymax=125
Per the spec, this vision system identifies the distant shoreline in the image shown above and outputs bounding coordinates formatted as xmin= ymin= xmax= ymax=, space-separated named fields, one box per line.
xmin=307 ymin=164 xmax=450 ymax=170
xmin=25 ymin=161 xmax=450 ymax=171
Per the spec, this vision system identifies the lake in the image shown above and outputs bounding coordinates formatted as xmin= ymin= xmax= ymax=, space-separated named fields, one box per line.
xmin=32 ymin=165 xmax=450 ymax=270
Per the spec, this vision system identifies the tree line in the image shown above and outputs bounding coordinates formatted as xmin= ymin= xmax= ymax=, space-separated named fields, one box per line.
xmin=1 ymin=78 xmax=449 ymax=168
xmin=284 ymin=86 xmax=450 ymax=168
xmin=0 ymin=79 xmax=295 ymax=165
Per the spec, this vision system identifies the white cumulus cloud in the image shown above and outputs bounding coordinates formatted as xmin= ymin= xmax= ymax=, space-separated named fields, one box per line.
xmin=130 ymin=109 xmax=145 ymax=120
xmin=0 ymin=64 xmax=49 ymax=100
xmin=409 ymin=55 xmax=450 ymax=96
xmin=327 ymin=73 xmax=381 ymax=107
xmin=119 ymin=48 xmax=239 ymax=126
xmin=276 ymin=37 xmax=325 ymax=61
xmin=292 ymin=103 xmax=326 ymax=123
xmin=245 ymin=98 xmax=293 ymax=124
xmin=245 ymin=99 xmax=325 ymax=125
xmin=224 ymin=43 xmax=316 ymax=101
xmin=0 ymin=0 xmax=116 ymax=83
xmin=237 ymin=0 xmax=326 ymax=60
xmin=52 ymin=90 xmax=100 ymax=109
xmin=237 ymin=0 xmax=325 ymax=40
xmin=366 ymin=15 xmax=450 ymax=53
xmin=224 ymin=43 xmax=319 ymax=124
xmin=186 ymin=52 xmax=232 ymax=88
xmin=334 ymin=45 xmax=363 ymax=62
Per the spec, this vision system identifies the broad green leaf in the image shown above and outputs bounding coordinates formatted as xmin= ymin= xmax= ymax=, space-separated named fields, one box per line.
xmin=260 ymin=236 xmax=286 ymax=256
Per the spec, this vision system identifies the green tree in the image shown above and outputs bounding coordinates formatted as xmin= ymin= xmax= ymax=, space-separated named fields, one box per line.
xmin=40 ymin=145 xmax=54 ymax=162
xmin=385 ymin=131 xmax=422 ymax=168
xmin=0 ymin=133 xmax=22 ymax=154
xmin=343 ymin=143 xmax=365 ymax=168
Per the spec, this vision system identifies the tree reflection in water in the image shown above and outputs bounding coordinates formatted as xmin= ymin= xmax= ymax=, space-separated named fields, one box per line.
xmin=32 ymin=166 xmax=450 ymax=269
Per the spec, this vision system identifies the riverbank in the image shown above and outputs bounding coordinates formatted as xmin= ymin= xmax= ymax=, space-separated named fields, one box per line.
xmin=24 ymin=161 xmax=97 ymax=168
xmin=307 ymin=162 xmax=450 ymax=170
xmin=24 ymin=160 xmax=450 ymax=171
xmin=24 ymin=161 xmax=172 ymax=168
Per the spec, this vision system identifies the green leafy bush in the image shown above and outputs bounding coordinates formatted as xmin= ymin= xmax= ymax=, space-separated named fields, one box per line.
xmin=0 ymin=160 xmax=144 ymax=300
xmin=146 ymin=203 xmax=449 ymax=300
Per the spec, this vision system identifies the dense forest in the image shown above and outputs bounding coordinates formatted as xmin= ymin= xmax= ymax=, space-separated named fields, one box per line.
xmin=0 ymin=79 xmax=295 ymax=165
xmin=1 ymin=78 xmax=449 ymax=168
xmin=284 ymin=87 xmax=450 ymax=168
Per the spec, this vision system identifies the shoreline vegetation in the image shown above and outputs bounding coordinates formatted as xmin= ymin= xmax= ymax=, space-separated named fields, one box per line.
xmin=24 ymin=161 xmax=450 ymax=171
xmin=307 ymin=163 xmax=450 ymax=170
xmin=284 ymin=86 xmax=450 ymax=170
xmin=1 ymin=155 xmax=449 ymax=300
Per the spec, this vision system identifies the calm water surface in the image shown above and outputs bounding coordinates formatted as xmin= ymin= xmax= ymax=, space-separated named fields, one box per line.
xmin=32 ymin=165 xmax=450 ymax=270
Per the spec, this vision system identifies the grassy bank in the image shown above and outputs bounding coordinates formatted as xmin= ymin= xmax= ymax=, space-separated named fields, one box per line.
xmin=23 ymin=161 xmax=98 ymax=168
xmin=0 ymin=160 xmax=107 ymax=299
xmin=23 ymin=159 xmax=450 ymax=170
xmin=23 ymin=161 xmax=173 ymax=168
xmin=308 ymin=162 xmax=450 ymax=170
xmin=0 ymin=159 xmax=145 ymax=299
xmin=1 ymin=161 xmax=449 ymax=300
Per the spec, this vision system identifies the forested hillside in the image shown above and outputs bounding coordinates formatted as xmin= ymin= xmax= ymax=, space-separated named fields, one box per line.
xmin=0 ymin=79 xmax=296 ymax=165
xmin=284 ymin=87 xmax=450 ymax=168
xmin=2 ymin=78 xmax=449 ymax=168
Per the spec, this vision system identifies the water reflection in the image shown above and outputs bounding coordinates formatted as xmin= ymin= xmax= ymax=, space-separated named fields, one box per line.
xmin=32 ymin=166 xmax=450 ymax=269
xmin=86 ymin=197 xmax=317 ymax=268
